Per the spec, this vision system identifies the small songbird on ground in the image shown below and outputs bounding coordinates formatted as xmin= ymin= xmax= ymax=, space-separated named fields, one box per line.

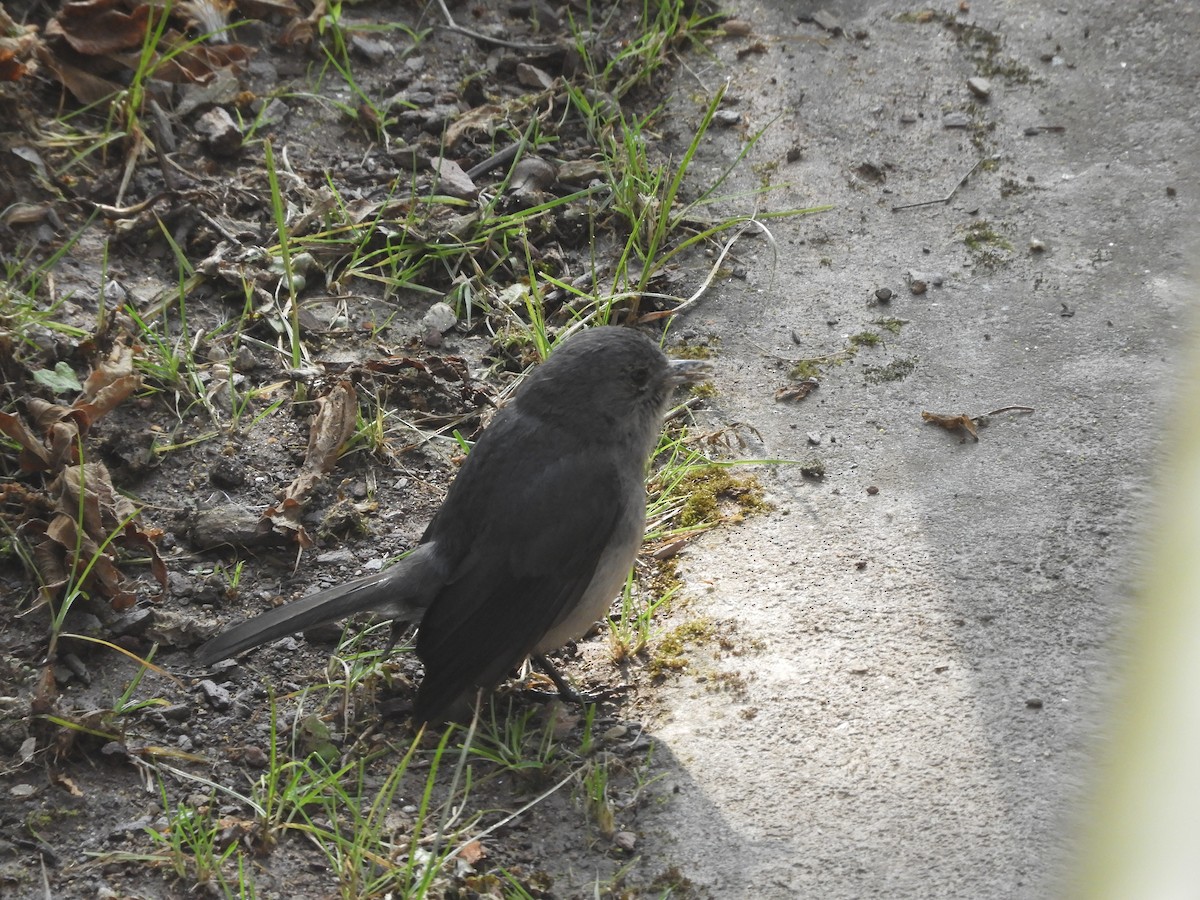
xmin=195 ymin=326 xmax=710 ymax=722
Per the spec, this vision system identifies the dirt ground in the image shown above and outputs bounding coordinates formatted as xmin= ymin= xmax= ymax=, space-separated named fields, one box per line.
xmin=1 ymin=0 xmax=1198 ymax=898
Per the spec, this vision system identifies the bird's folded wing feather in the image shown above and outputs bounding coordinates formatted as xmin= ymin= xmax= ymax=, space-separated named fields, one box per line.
xmin=413 ymin=448 xmax=628 ymax=722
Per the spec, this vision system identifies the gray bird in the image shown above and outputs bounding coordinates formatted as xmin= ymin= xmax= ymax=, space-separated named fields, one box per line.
xmin=195 ymin=326 xmax=710 ymax=722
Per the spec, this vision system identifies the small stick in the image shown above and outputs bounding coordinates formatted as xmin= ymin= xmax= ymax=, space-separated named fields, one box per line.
xmin=433 ymin=0 xmax=558 ymax=53
xmin=892 ymin=158 xmax=987 ymax=212
xmin=979 ymin=405 xmax=1034 ymax=418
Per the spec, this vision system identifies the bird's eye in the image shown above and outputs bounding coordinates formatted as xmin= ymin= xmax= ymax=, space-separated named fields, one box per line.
xmin=629 ymin=366 xmax=650 ymax=387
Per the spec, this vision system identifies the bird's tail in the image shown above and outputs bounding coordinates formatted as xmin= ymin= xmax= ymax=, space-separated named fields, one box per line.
xmin=194 ymin=547 xmax=437 ymax=665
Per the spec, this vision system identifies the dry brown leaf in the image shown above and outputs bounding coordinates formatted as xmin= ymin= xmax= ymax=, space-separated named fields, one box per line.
xmin=0 ymin=410 xmax=53 ymax=472
xmin=33 ymin=463 xmax=164 ymax=610
xmin=33 ymin=45 xmax=121 ymax=105
xmin=260 ymin=381 xmax=359 ymax=545
xmin=0 ymin=47 xmax=28 ymax=81
xmin=261 ymin=496 xmax=313 ymax=547
xmin=921 ymin=410 xmax=979 ymax=441
xmin=444 ymin=103 xmax=505 ymax=148
xmin=52 ymin=772 xmax=85 ymax=801
xmin=301 ymin=379 xmax=358 ymax=477
xmin=457 ymin=839 xmax=487 ymax=867
xmin=75 ymin=372 xmax=141 ymax=423
xmin=775 ymin=379 xmax=818 ymax=402
xmin=82 ymin=343 xmax=134 ymax=397
xmin=46 ymin=0 xmax=151 ymax=56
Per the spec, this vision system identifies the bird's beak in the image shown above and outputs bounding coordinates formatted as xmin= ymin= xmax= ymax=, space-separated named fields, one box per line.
xmin=667 ymin=358 xmax=713 ymax=387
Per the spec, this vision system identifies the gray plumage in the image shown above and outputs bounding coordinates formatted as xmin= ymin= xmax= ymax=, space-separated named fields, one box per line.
xmin=195 ymin=326 xmax=709 ymax=722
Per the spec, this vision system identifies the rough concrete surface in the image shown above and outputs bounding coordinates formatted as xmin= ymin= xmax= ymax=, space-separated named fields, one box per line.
xmin=639 ymin=1 xmax=1199 ymax=896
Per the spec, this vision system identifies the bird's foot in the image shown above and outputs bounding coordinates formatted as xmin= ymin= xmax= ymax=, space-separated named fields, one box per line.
xmin=529 ymin=654 xmax=629 ymax=708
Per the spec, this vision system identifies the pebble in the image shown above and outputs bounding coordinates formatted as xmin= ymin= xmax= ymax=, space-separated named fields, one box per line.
xmin=875 ymin=287 xmax=893 ymax=302
xmin=713 ymin=109 xmax=743 ymax=127
xmin=516 ymin=63 xmax=553 ymax=90
xmin=422 ymin=301 xmax=457 ymax=334
xmin=195 ymin=107 xmax=242 ymax=157
xmin=907 ymin=270 xmax=944 ymax=286
xmin=210 ymin=460 xmax=246 ymax=490
xmin=258 ymin=98 xmax=289 ymax=128
xmin=614 ymin=831 xmax=638 ymax=852
xmin=429 ymin=156 xmax=477 ymax=199
xmin=1029 ymin=238 xmax=1047 ymax=253
xmin=233 ymin=344 xmax=259 ymax=372
xmin=807 ymin=432 xmax=821 ymax=446
xmin=909 ymin=280 xmax=928 ymax=295
xmin=967 ymin=77 xmax=991 ymax=99
xmin=350 ymin=35 xmax=392 ymax=62
xmin=110 ymin=607 xmax=154 ymax=637
xmin=159 ymin=703 xmax=193 ymax=722
xmin=942 ymin=112 xmax=971 ymax=128
xmin=812 ymin=10 xmax=843 ymax=35
xmin=198 ymin=679 xmax=233 ymax=711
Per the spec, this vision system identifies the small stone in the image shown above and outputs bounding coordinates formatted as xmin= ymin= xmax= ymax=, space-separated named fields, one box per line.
xmin=602 ymin=724 xmax=629 ymax=742
xmin=807 ymin=432 xmax=821 ymax=446
xmin=110 ymin=607 xmax=154 ymax=637
xmin=812 ymin=10 xmax=843 ymax=35
xmin=10 ymin=783 xmax=36 ymax=799
xmin=233 ymin=345 xmax=259 ymax=372
xmin=195 ymin=107 xmax=243 ymax=157
xmin=516 ymin=62 xmax=553 ymax=90
xmin=159 ymin=704 xmax=193 ymax=722
xmin=1029 ymin=238 xmax=1047 ymax=253
xmin=508 ymin=157 xmax=558 ymax=193
xmin=422 ymin=301 xmax=457 ymax=334
xmin=967 ymin=77 xmax=991 ymax=99
xmin=713 ymin=109 xmax=743 ymax=127
xmin=1166 ymin=186 xmax=1176 ymax=197
xmin=722 ymin=19 xmax=753 ymax=36
xmin=210 ymin=460 xmax=246 ymax=490
xmin=258 ymin=98 xmax=290 ymax=127
xmin=899 ymin=111 xmax=917 ymax=123
xmin=943 ymin=111 xmax=971 ymax=128
xmin=614 ymin=831 xmax=637 ymax=852
xmin=909 ymin=280 xmax=927 ymax=295
xmin=866 ymin=485 xmax=879 ymax=495
xmin=875 ymin=287 xmax=893 ymax=302
xmin=198 ymin=679 xmax=233 ymax=711
xmin=907 ymin=270 xmax=944 ymax=286
xmin=429 ymin=157 xmax=477 ymax=199
xmin=315 ymin=548 xmax=356 ymax=566
xmin=350 ymin=34 xmax=392 ymax=62
xmin=1025 ymin=698 xmax=1044 ymax=709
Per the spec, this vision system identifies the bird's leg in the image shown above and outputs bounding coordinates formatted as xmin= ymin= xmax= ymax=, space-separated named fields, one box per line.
xmin=530 ymin=654 xmax=629 ymax=706
xmin=531 ymin=653 xmax=582 ymax=702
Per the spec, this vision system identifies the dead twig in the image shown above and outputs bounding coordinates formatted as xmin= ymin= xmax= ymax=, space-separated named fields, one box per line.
xmin=892 ymin=158 xmax=988 ymax=212
xmin=433 ymin=0 xmax=558 ymax=53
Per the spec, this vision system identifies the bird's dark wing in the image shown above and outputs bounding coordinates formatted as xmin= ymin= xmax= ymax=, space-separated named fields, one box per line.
xmin=413 ymin=444 xmax=630 ymax=723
